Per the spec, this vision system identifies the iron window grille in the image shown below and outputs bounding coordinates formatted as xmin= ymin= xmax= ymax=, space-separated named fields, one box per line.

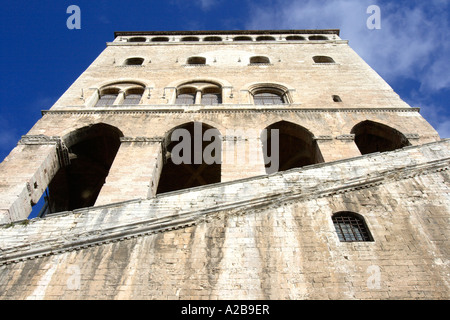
xmin=332 ymin=212 xmax=373 ymax=242
xmin=254 ymin=92 xmax=285 ymax=105
xmin=95 ymin=94 xmax=118 ymax=107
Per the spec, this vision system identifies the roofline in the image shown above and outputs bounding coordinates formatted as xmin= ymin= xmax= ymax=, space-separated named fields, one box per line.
xmin=114 ymin=29 xmax=340 ymax=38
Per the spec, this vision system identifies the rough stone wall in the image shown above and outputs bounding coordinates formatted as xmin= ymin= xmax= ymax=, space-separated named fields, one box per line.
xmin=0 ymin=141 xmax=448 ymax=299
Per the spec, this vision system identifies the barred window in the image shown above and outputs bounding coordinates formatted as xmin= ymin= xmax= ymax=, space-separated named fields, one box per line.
xmin=254 ymin=92 xmax=284 ymax=105
xmin=122 ymin=88 xmax=143 ymax=105
xmin=95 ymin=89 xmax=119 ymax=107
xmin=332 ymin=212 xmax=373 ymax=242
xmin=176 ymin=93 xmax=195 ymax=105
xmin=202 ymin=93 xmax=221 ymax=105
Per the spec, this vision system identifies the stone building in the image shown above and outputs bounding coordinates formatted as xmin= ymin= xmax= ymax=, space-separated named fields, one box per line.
xmin=0 ymin=29 xmax=448 ymax=300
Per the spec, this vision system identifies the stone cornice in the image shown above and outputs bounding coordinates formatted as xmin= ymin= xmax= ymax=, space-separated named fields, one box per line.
xmin=0 ymin=139 xmax=449 ymax=266
xmin=42 ymin=107 xmax=421 ymax=116
xmin=114 ymin=29 xmax=341 ymax=38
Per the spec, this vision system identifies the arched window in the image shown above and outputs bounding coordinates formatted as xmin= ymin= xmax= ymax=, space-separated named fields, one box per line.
xmin=45 ymin=124 xmax=123 ymax=214
xmin=249 ymin=56 xmax=271 ymax=64
xmin=176 ymin=87 xmax=196 ymax=104
xmin=332 ymin=212 xmax=373 ymax=242
xmin=256 ymin=36 xmax=276 ymax=41
xmin=202 ymin=87 xmax=222 ymax=105
xmin=128 ymin=37 xmax=146 ymax=42
xmin=95 ymin=88 xmax=119 ymax=107
xmin=181 ymin=36 xmax=200 ymax=42
xmin=351 ymin=120 xmax=411 ymax=155
xmin=187 ymin=56 xmax=206 ymax=65
xmin=286 ymin=35 xmax=306 ymax=41
xmin=122 ymin=88 xmax=144 ymax=105
xmin=309 ymin=35 xmax=328 ymax=41
xmin=124 ymin=57 xmax=144 ymax=66
xmin=151 ymin=37 xmax=169 ymax=42
xmin=313 ymin=56 xmax=335 ymax=63
xmin=203 ymin=36 xmax=222 ymax=42
xmin=262 ymin=121 xmax=323 ymax=174
xmin=156 ymin=122 xmax=221 ymax=194
xmin=175 ymin=81 xmax=222 ymax=105
xmin=234 ymin=36 xmax=253 ymax=41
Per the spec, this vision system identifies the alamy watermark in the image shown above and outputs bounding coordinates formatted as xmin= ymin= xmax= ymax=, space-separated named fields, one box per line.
xmin=168 ymin=124 xmax=280 ymax=172
xmin=67 ymin=5 xmax=81 ymax=30
xmin=367 ymin=5 xmax=381 ymax=30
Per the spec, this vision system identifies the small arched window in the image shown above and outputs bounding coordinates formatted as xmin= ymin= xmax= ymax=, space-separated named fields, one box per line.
xmin=122 ymin=88 xmax=144 ymax=105
xmin=234 ymin=36 xmax=253 ymax=41
xmin=313 ymin=56 xmax=335 ymax=64
xmin=203 ymin=36 xmax=222 ymax=42
xmin=187 ymin=56 xmax=206 ymax=65
xmin=151 ymin=37 xmax=169 ymax=42
xmin=256 ymin=36 xmax=276 ymax=41
xmin=128 ymin=37 xmax=146 ymax=42
xmin=286 ymin=35 xmax=306 ymax=41
xmin=181 ymin=36 xmax=200 ymax=42
xmin=332 ymin=95 xmax=342 ymax=102
xmin=254 ymin=92 xmax=285 ymax=105
xmin=309 ymin=35 xmax=328 ymax=41
xmin=202 ymin=87 xmax=222 ymax=105
xmin=95 ymin=88 xmax=119 ymax=107
xmin=250 ymin=56 xmax=271 ymax=64
xmin=332 ymin=212 xmax=373 ymax=242
xmin=176 ymin=88 xmax=196 ymax=105
xmin=124 ymin=57 xmax=144 ymax=66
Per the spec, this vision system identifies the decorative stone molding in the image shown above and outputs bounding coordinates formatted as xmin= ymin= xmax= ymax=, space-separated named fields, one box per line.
xmin=336 ymin=134 xmax=355 ymax=141
xmin=120 ymin=137 xmax=164 ymax=143
xmin=313 ymin=135 xmax=333 ymax=141
xmin=18 ymin=135 xmax=60 ymax=145
xmin=405 ymin=133 xmax=420 ymax=139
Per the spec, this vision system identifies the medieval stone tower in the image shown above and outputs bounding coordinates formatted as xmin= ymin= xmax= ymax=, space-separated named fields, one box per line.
xmin=0 ymin=30 xmax=448 ymax=300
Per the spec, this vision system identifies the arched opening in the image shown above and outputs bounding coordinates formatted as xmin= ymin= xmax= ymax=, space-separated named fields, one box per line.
xmin=175 ymin=87 xmax=196 ymax=104
xmin=45 ymin=124 xmax=123 ymax=214
xmin=157 ymin=122 xmax=221 ymax=194
xmin=286 ymin=35 xmax=306 ymax=41
xmin=124 ymin=57 xmax=144 ymax=66
xmin=351 ymin=120 xmax=411 ymax=155
xmin=187 ymin=56 xmax=206 ymax=65
xmin=204 ymin=36 xmax=222 ymax=42
xmin=201 ymin=87 xmax=222 ymax=105
xmin=122 ymin=88 xmax=144 ymax=105
xmin=262 ymin=121 xmax=323 ymax=174
xmin=181 ymin=36 xmax=200 ymax=42
xmin=256 ymin=36 xmax=276 ymax=41
xmin=332 ymin=212 xmax=373 ymax=242
xmin=151 ymin=37 xmax=169 ymax=42
xmin=313 ymin=56 xmax=335 ymax=63
xmin=249 ymin=56 xmax=271 ymax=64
xmin=234 ymin=36 xmax=253 ymax=41
xmin=95 ymin=88 xmax=119 ymax=107
xmin=309 ymin=35 xmax=328 ymax=40
xmin=128 ymin=37 xmax=146 ymax=42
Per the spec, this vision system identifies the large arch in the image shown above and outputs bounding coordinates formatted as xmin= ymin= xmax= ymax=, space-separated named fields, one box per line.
xmin=261 ymin=120 xmax=323 ymax=174
xmin=156 ymin=122 xmax=222 ymax=194
xmin=351 ymin=120 xmax=411 ymax=155
xmin=45 ymin=123 xmax=123 ymax=214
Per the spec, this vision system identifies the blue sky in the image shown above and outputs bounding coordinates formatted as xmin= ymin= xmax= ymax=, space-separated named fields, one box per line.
xmin=0 ymin=0 xmax=449 ymax=163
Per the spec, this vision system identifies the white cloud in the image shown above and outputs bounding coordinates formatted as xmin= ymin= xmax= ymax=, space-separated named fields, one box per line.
xmin=244 ymin=0 xmax=450 ymax=138
xmin=244 ymin=0 xmax=450 ymax=92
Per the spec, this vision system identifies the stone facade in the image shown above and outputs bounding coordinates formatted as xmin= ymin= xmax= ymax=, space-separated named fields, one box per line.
xmin=0 ymin=30 xmax=448 ymax=300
